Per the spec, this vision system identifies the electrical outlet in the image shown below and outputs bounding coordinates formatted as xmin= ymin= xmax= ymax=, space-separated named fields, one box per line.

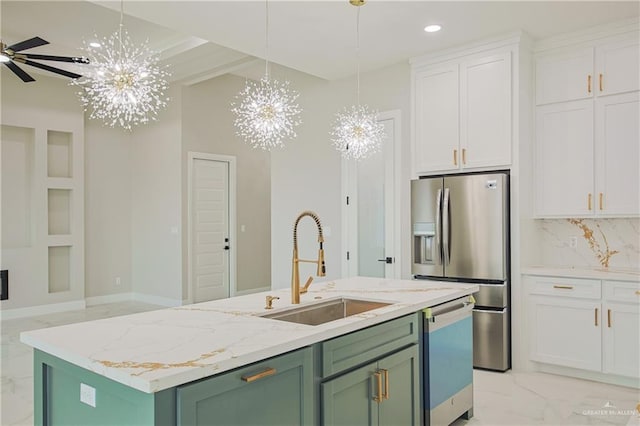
xmin=569 ymin=237 xmax=578 ymax=249
xmin=115 ymin=277 xmax=121 ymax=287
xmin=80 ymin=383 xmax=96 ymax=407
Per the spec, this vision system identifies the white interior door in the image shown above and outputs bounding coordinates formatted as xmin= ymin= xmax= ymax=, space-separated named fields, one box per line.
xmin=191 ymin=157 xmax=231 ymax=302
xmin=344 ymin=111 xmax=400 ymax=279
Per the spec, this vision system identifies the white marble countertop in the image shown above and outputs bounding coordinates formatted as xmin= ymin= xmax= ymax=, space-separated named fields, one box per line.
xmin=20 ymin=276 xmax=477 ymax=394
xmin=521 ymin=266 xmax=640 ymax=281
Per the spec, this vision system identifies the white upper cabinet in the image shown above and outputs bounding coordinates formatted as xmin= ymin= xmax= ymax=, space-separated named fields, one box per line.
xmin=412 ymin=43 xmax=514 ymax=176
xmin=460 ymin=52 xmax=512 ymax=169
xmin=534 ymin=32 xmax=640 ymax=218
xmin=414 ymin=64 xmax=459 ymax=173
xmin=535 ymin=100 xmax=594 ymax=217
xmin=595 ymin=92 xmax=640 ymax=216
xmin=596 ymin=39 xmax=640 ymax=97
xmin=536 ymin=48 xmax=594 ymax=105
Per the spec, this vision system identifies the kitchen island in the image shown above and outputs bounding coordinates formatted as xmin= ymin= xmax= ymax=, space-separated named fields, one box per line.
xmin=21 ymin=276 xmax=477 ymax=425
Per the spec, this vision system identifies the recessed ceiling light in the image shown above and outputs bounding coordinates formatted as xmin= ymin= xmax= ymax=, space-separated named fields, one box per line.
xmin=424 ymin=24 xmax=442 ymax=33
xmin=89 ymin=42 xmax=101 ymax=48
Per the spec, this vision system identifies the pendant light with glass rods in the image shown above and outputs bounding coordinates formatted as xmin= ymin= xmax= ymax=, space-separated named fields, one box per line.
xmin=330 ymin=0 xmax=384 ymax=161
xmin=73 ymin=0 xmax=170 ymax=130
xmin=232 ymin=0 xmax=302 ymax=150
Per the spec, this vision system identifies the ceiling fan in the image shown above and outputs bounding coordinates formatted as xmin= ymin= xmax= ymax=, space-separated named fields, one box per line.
xmin=1 ymin=36 xmax=89 ymax=83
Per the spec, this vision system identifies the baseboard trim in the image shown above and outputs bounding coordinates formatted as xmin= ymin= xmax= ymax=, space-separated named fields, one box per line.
xmin=85 ymin=293 xmax=133 ymax=306
xmin=535 ymin=362 xmax=640 ymax=389
xmin=1 ymin=300 xmax=87 ymax=321
xmin=131 ymin=292 xmax=183 ymax=307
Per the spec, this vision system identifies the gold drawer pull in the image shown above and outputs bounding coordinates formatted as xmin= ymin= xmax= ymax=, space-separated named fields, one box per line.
xmin=607 ymin=309 xmax=611 ymax=328
xmin=588 ymin=75 xmax=592 ymax=93
xmin=241 ymin=367 xmax=276 ymax=383
xmin=453 ymin=149 xmax=458 ymax=166
xmin=588 ymin=193 xmax=592 ymax=211
xmin=462 ymin=148 xmax=467 ymax=165
xmin=381 ymin=369 xmax=389 ymax=400
xmin=599 ymin=193 xmax=603 ymax=210
xmin=373 ymin=371 xmax=383 ymax=403
xmin=553 ymin=285 xmax=574 ymax=290
xmin=635 ymin=290 xmax=640 ymax=295
xmin=595 ymin=308 xmax=599 ymax=327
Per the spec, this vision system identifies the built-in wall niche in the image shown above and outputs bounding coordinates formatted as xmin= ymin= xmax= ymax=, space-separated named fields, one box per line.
xmin=47 ymin=130 xmax=73 ymax=178
xmin=48 ymin=189 xmax=71 ymax=235
xmin=48 ymin=246 xmax=70 ymax=293
xmin=1 ymin=125 xmax=35 ymax=249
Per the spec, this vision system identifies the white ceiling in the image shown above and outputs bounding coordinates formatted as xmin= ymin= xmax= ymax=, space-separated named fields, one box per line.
xmin=2 ymin=1 xmax=639 ymax=84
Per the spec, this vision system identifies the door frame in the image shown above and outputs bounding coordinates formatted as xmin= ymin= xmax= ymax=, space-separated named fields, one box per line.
xmin=341 ymin=110 xmax=402 ymax=279
xmin=187 ymin=151 xmax=237 ymax=304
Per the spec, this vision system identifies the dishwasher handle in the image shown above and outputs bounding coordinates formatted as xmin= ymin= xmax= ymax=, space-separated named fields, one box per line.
xmin=425 ymin=302 xmax=473 ymax=330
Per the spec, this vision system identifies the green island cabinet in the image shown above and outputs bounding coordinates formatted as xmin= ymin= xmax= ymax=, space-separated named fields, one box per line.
xmin=35 ymin=313 xmax=421 ymax=426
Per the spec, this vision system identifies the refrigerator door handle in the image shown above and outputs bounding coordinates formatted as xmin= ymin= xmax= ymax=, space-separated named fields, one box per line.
xmin=435 ymin=188 xmax=443 ymax=265
xmin=442 ymin=188 xmax=451 ymax=266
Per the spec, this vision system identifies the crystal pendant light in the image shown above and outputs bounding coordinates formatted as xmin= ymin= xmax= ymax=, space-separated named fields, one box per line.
xmin=330 ymin=0 xmax=384 ymax=161
xmin=231 ymin=0 xmax=302 ymax=150
xmin=73 ymin=0 xmax=170 ymax=130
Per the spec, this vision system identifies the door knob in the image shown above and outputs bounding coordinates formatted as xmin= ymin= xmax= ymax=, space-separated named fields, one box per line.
xmin=377 ymin=257 xmax=393 ymax=264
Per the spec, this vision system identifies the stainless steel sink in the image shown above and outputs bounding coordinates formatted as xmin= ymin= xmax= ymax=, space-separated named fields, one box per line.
xmin=260 ymin=298 xmax=391 ymax=326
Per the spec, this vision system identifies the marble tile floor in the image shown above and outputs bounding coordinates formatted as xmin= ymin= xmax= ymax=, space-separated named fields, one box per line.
xmin=1 ymin=301 xmax=639 ymax=426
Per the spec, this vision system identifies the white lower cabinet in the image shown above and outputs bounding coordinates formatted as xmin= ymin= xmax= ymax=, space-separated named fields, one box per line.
xmin=529 ymin=295 xmax=601 ymax=371
xmin=526 ymin=275 xmax=640 ymax=381
xmin=602 ymin=281 xmax=640 ymax=378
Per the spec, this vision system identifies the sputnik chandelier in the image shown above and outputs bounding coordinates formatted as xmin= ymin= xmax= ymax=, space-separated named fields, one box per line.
xmin=73 ymin=0 xmax=170 ymax=130
xmin=232 ymin=0 xmax=302 ymax=150
xmin=330 ymin=0 xmax=384 ymax=161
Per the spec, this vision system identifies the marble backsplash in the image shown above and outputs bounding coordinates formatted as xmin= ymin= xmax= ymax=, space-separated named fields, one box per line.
xmin=536 ymin=218 xmax=640 ymax=271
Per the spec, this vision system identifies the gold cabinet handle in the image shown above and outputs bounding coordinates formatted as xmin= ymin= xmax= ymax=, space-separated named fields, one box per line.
xmin=462 ymin=148 xmax=467 ymax=165
xmin=241 ymin=367 xmax=276 ymax=383
xmin=373 ymin=371 xmax=383 ymax=403
xmin=636 ymin=290 xmax=640 ymax=295
xmin=599 ymin=193 xmax=603 ymax=210
xmin=588 ymin=193 xmax=592 ymax=211
xmin=599 ymin=73 xmax=603 ymax=92
xmin=381 ymin=369 xmax=389 ymax=400
xmin=588 ymin=75 xmax=592 ymax=94
xmin=553 ymin=285 xmax=574 ymax=290
xmin=607 ymin=309 xmax=611 ymax=328
xmin=453 ymin=149 xmax=458 ymax=166
xmin=595 ymin=308 xmax=599 ymax=327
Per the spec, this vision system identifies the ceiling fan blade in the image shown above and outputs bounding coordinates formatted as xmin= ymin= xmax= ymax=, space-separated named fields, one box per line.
xmin=3 ymin=61 xmax=36 ymax=82
xmin=7 ymin=36 xmax=49 ymax=52
xmin=21 ymin=59 xmax=82 ymax=79
xmin=22 ymin=53 xmax=90 ymax=64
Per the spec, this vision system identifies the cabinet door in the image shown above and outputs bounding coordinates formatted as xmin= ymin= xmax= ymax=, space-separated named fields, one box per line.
xmin=378 ymin=345 xmax=420 ymax=426
xmin=460 ymin=52 xmax=512 ymax=169
xmin=321 ymin=362 xmax=378 ymax=426
xmin=529 ymin=295 xmax=601 ymax=371
xmin=414 ymin=64 xmax=459 ymax=174
xmin=534 ymin=100 xmax=594 ymax=217
xmin=535 ymin=48 xmax=594 ymax=105
xmin=595 ymin=92 xmax=640 ymax=216
xmin=603 ymin=302 xmax=640 ymax=378
xmin=596 ymin=39 xmax=640 ymax=97
xmin=177 ymin=347 xmax=313 ymax=426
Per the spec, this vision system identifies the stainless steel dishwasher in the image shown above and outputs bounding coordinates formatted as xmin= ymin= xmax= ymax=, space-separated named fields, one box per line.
xmin=423 ymin=295 xmax=474 ymax=426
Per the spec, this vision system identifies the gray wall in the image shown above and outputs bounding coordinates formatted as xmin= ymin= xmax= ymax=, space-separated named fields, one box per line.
xmin=181 ymin=74 xmax=271 ymax=297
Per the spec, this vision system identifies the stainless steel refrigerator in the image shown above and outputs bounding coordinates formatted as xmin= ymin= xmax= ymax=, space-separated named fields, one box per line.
xmin=411 ymin=171 xmax=510 ymax=371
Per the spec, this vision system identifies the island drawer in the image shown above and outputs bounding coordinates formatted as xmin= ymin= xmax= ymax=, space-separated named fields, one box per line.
xmin=527 ymin=276 xmax=601 ymax=299
xmin=177 ymin=346 xmax=314 ymax=426
xmin=320 ymin=313 xmax=419 ymax=377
